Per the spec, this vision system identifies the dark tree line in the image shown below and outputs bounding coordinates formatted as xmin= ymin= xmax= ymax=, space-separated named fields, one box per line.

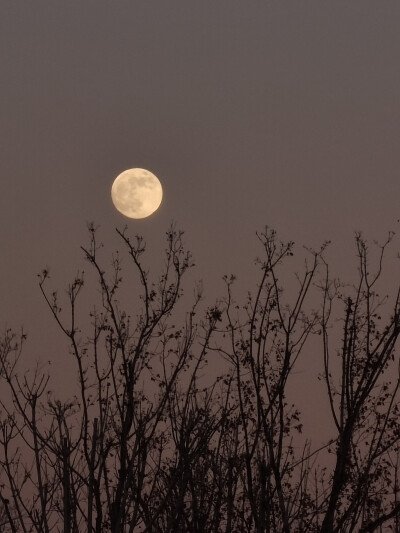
xmin=1 ymin=224 xmax=400 ymax=532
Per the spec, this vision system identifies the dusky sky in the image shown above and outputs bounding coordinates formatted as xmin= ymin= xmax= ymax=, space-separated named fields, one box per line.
xmin=1 ymin=2 xmax=400 ymax=430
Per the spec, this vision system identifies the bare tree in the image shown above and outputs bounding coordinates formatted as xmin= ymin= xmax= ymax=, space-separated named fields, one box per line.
xmin=320 ymin=233 xmax=400 ymax=533
xmin=1 ymin=225 xmax=400 ymax=532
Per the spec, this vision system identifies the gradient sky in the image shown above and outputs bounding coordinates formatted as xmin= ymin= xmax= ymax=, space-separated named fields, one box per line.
xmin=2 ymin=2 xmax=400 ymax=430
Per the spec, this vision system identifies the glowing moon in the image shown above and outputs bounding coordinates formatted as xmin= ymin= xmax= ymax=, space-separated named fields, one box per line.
xmin=111 ymin=168 xmax=163 ymax=219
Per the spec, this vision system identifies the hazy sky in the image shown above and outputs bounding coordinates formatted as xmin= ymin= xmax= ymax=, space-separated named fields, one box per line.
xmin=2 ymin=2 xmax=400 ymax=409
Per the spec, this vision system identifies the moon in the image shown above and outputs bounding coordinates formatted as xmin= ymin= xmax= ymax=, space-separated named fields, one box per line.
xmin=111 ymin=168 xmax=163 ymax=219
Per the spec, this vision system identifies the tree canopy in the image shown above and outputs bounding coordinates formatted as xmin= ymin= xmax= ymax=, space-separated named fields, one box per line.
xmin=1 ymin=225 xmax=400 ymax=532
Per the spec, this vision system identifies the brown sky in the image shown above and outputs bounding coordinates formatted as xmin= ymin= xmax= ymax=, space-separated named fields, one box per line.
xmin=1 ymin=2 xmax=400 ymax=432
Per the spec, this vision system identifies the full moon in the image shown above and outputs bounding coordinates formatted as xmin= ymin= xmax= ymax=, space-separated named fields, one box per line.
xmin=111 ymin=168 xmax=163 ymax=219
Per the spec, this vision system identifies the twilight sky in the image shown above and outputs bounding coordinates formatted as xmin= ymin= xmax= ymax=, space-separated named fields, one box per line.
xmin=2 ymin=2 xmax=400 ymax=417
